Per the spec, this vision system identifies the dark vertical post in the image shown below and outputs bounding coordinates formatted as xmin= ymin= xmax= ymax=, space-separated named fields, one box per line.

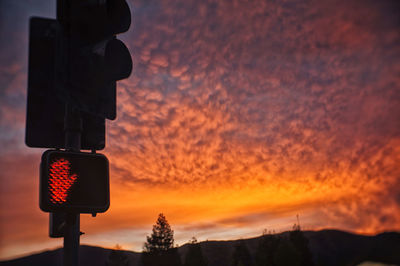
xmin=63 ymin=212 xmax=80 ymax=266
xmin=63 ymin=104 xmax=82 ymax=266
xmin=64 ymin=104 xmax=82 ymax=151
xmin=58 ymin=1 xmax=81 ymax=265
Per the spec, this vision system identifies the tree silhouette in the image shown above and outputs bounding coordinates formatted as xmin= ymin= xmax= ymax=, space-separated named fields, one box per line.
xmin=142 ymin=213 xmax=182 ymax=266
xmin=232 ymin=240 xmax=253 ymax=266
xmin=144 ymin=213 xmax=175 ymax=253
xmin=184 ymin=237 xmax=208 ymax=266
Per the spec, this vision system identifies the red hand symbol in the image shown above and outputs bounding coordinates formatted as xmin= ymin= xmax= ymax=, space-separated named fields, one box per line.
xmin=48 ymin=158 xmax=78 ymax=204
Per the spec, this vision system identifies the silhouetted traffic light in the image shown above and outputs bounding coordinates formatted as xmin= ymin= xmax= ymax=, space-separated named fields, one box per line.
xmin=40 ymin=150 xmax=110 ymax=213
xmin=26 ymin=17 xmax=106 ymax=150
xmin=26 ymin=1 xmax=133 ymax=260
xmin=57 ymin=0 xmax=133 ymax=120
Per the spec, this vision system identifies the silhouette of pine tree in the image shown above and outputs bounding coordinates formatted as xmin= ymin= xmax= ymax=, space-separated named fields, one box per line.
xmin=232 ymin=240 xmax=253 ymax=266
xmin=142 ymin=213 xmax=182 ymax=266
xmin=144 ymin=213 xmax=175 ymax=253
xmin=184 ymin=237 xmax=207 ymax=266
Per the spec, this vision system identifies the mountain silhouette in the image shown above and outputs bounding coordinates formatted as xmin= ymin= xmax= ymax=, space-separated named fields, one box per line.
xmin=1 ymin=230 xmax=399 ymax=266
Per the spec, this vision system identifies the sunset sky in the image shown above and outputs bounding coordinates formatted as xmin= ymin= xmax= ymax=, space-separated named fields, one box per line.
xmin=0 ymin=0 xmax=399 ymax=261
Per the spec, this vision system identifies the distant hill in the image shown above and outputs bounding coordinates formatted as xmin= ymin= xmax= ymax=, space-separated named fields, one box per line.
xmin=0 ymin=245 xmax=142 ymax=266
xmin=305 ymin=230 xmax=400 ymax=266
xmin=1 ymin=230 xmax=399 ymax=266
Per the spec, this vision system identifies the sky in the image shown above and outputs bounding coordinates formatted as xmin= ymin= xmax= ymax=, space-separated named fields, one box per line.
xmin=0 ymin=0 xmax=400 ymax=261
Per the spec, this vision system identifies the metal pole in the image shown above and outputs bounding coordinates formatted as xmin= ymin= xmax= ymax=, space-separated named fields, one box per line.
xmin=63 ymin=104 xmax=82 ymax=266
xmin=56 ymin=1 xmax=80 ymax=265
xmin=63 ymin=212 xmax=80 ymax=266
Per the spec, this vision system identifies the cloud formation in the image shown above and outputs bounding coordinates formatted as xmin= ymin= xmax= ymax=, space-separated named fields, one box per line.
xmin=107 ymin=0 xmax=400 ymax=233
xmin=0 ymin=0 xmax=399 ymax=260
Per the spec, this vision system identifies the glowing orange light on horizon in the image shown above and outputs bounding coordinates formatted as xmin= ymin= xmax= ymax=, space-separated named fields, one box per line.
xmin=48 ymin=158 xmax=77 ymax=204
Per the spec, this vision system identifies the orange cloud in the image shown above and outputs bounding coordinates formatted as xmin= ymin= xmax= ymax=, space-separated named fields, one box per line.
xmin=1 ymin=0 xmax=400 ymax=260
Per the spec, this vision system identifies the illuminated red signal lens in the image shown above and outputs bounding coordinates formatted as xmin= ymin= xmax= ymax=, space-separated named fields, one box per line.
xmin=48 ymin=158 xmax=78 ymax=204
xmin=40 ymin=150 xmax=110 ymax=213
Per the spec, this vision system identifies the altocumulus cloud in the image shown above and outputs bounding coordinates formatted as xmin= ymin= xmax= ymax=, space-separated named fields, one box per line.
xmin=107 ymin=0 xmax=400 ymax=232
xmin=0 ymin=0 xmax=400 ymax=260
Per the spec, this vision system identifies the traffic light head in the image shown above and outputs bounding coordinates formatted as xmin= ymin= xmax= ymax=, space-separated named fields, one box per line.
xmin=57 ymin=0 xmax=133 ymax=120
xmin=69 ymin=0 xmax=131 ymax=44
xmin=40 ymin=150 xmax=110 ymax=213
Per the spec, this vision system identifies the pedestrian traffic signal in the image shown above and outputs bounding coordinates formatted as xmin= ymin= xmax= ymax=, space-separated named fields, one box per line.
xmin=40 ymin=150 xmax=110 ymax=213
xmin=57 ymin=0 xmax=133 ymax=120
